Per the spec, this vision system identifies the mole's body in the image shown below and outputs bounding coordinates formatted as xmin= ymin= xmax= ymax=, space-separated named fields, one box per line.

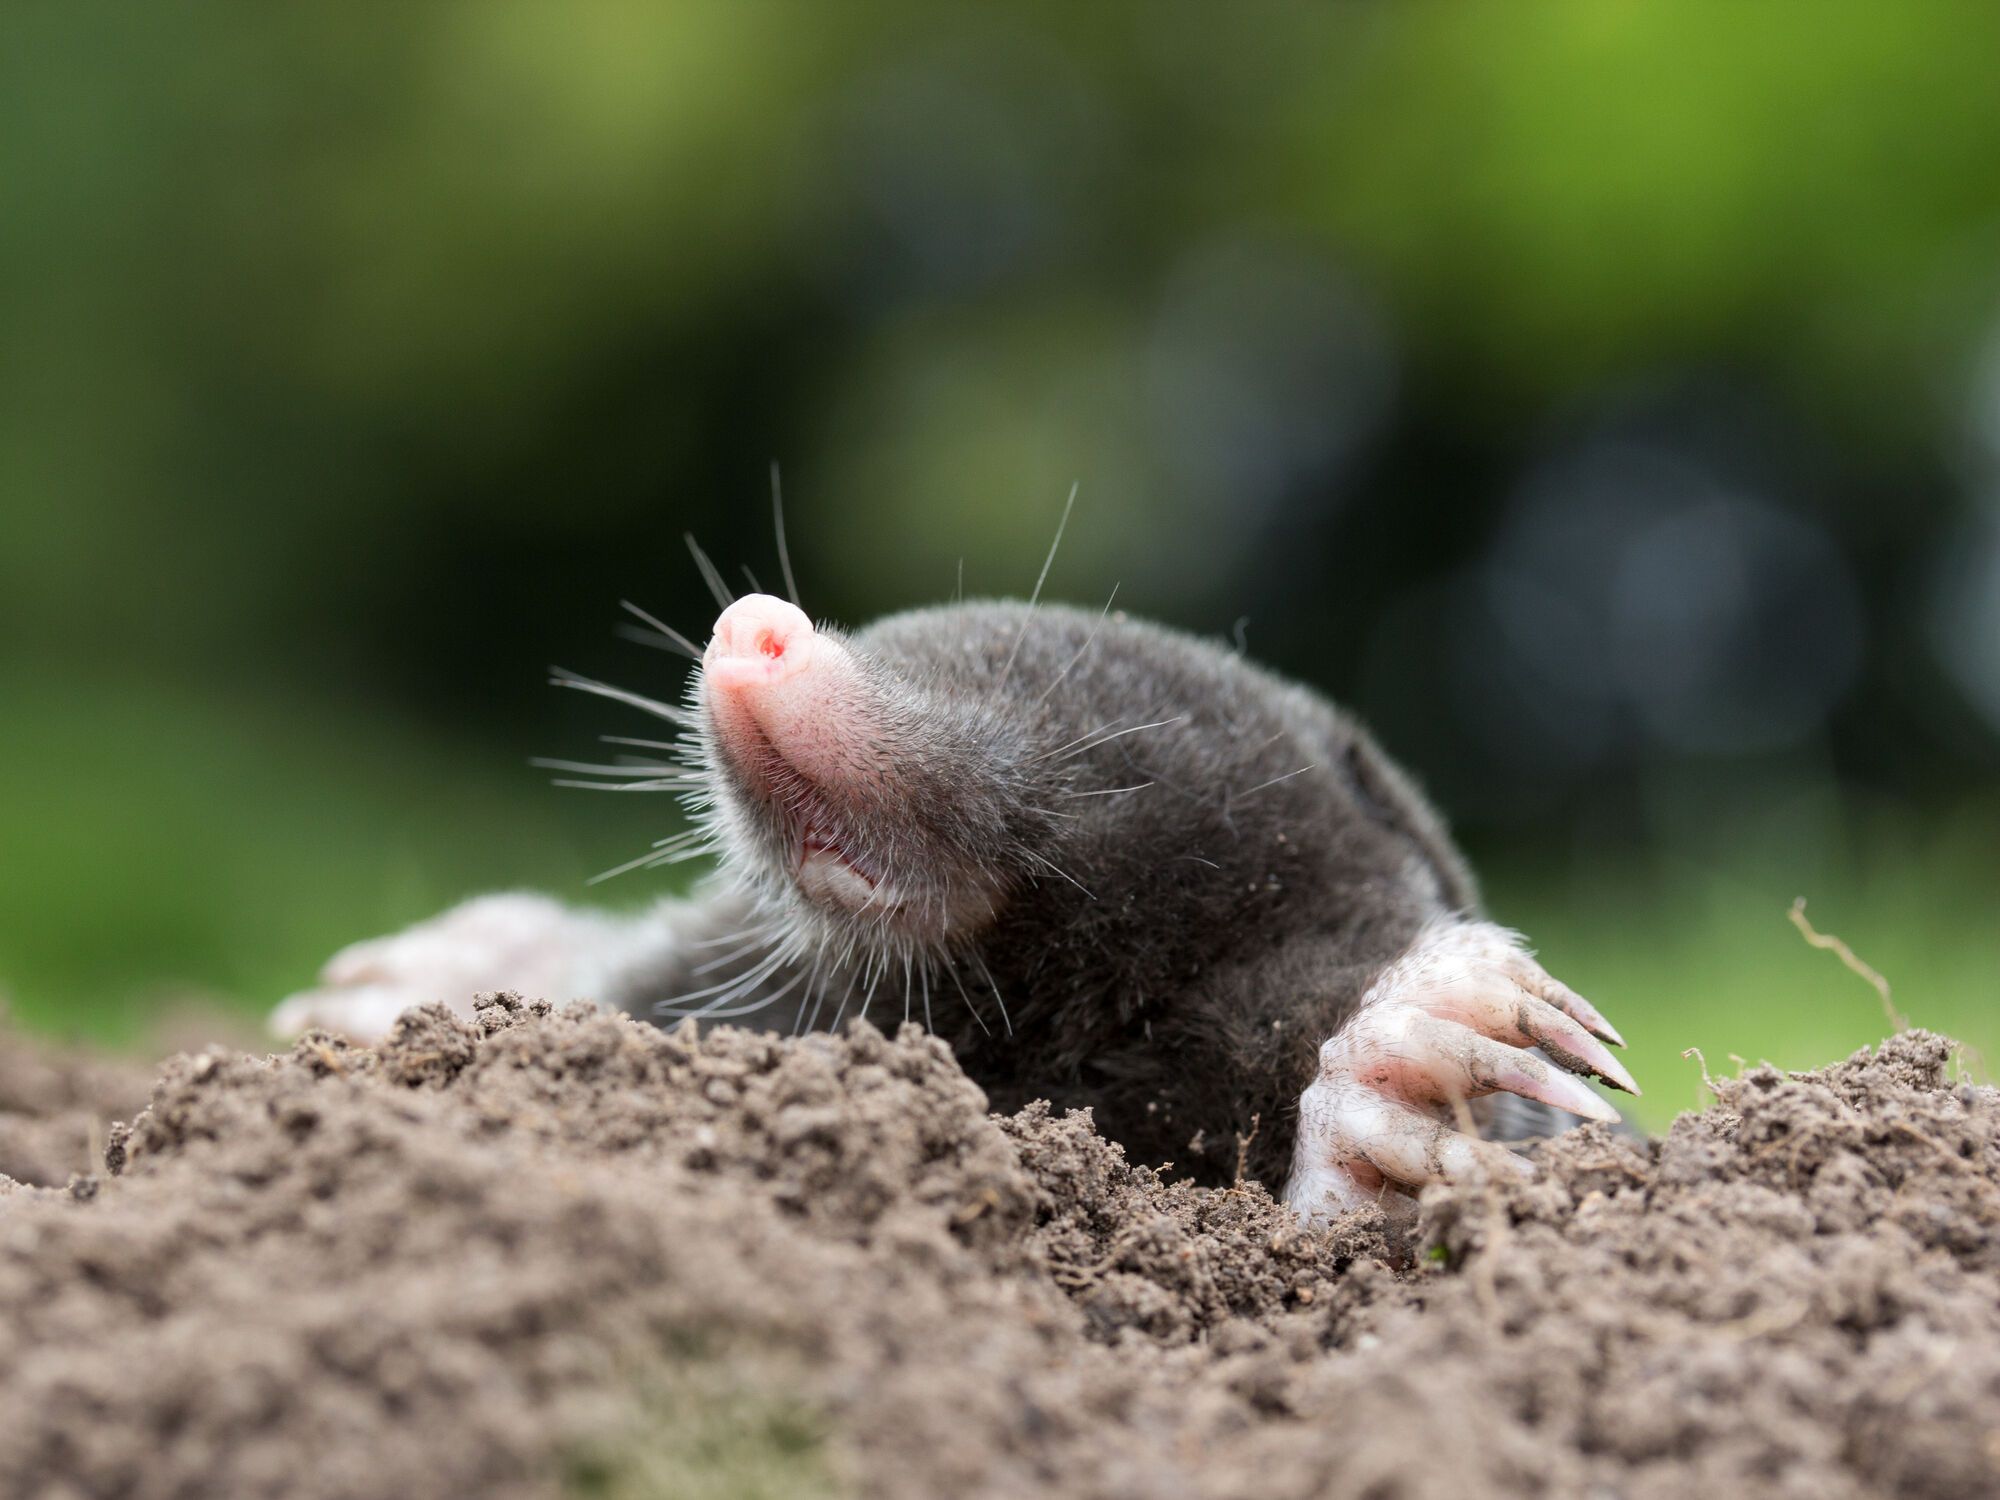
xmin=275 ymin=593 xmax=1636 ymax=1219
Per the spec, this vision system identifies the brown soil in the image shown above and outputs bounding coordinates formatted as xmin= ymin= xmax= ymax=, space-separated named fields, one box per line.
xmin=0 ymin=996 xmax=1994 ymax=1500
xmin=0 ymin=1020 xmax=153 ymax=1190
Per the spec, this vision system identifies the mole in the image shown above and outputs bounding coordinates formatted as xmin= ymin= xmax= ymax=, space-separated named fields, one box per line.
xmin=272 ymin=575 xmax=1637 ymax=1223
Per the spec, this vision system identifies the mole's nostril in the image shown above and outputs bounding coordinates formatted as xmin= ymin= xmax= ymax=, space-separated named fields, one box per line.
xmin=706 ymin=593 xmax=815 ymax=676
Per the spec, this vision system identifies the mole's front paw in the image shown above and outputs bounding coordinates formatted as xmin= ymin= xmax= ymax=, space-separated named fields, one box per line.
xmin=1283 ymin=920 xmax=1637 ymax=1224
xmin=269 ymin=893 xmax=599 ymax=1042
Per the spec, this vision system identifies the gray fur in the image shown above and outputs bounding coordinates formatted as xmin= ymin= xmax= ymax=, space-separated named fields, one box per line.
xmin=603 ymin=599 xmax=1519 ymax=1187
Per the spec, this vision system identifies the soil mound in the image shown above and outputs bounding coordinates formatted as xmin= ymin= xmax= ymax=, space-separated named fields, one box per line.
xmin=0 ymin=1020 xmax=152 ymax=1189
xmin=0 ymin=996 xmax=1992 ymax=1499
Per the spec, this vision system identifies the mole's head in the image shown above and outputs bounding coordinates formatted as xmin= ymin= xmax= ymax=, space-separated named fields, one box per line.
xmin=687 ymin=590 xmax=1463 ymax=1006
xmin=695 ymin=594 xmax=1062 ymax=951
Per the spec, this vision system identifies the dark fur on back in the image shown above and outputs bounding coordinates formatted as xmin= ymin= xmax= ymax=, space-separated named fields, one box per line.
xmin=862 ymin=603 xmax=1479 ymax=1183
xmin=629 ymin=600 xmax=1485 ymax=1188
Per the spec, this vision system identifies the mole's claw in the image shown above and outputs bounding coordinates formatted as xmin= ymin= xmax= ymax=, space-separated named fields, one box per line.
xmin=267 ymin=893 xmax=614 ymax=1043
xmin=1517 ymin=966 xmax=1626 ymax=1049
xmin=1475 ymin=929 xmax=1630 ymax=1049
xmin=1282 ymin=918 xmax=1637 ymax=1225
xmin=1434 ymin=1019 xmax=1624 ymax=1124
xmin=1403 ymin=931 xmax=1642 ymax=1095
xmin=1514 ymin=997 xmax=1642 ymax=1095
xmin=1286 ymin=1065 xmax=1537 ymax=1222
xmin=1340 ymin=1092 xmax=1537 ymax=1191
xmin=320 ymin=934 xmax=395 ymax=988
xmin=269 ymin=982 xmax=415 ymax=1041
xmin=1557 ymin=987 xmax=1627 ymax=1049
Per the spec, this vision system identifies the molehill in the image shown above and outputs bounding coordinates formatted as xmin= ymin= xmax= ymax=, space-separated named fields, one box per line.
xmin=0 ymin=996 xmax=1994 ymax=1500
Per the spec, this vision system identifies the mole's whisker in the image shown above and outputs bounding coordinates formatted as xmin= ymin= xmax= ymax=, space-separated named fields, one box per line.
xmin=618 ymin=600 xmax=703 ymax=661
xmin=1023 ymin=848 xmax=1095 ymax=902
xmin=589 ymin=842 xmax=693 ymax=885
xmin=692 ymin=931 xmax=780 ymax=976
xmin=942 ymin=958 xmax=991 ymax=1037
xmin=533 ymin=757 xmax=690 ymax=778
xmin=997 ymin=480 xmax=1078 ymax=689
xmin=655 ymin=936 xmax=795 ymax=1017
xmin=550 ymin=778 xmax=695 ymax=793
xmin=970 ymin=950 xmax=1013 ymax=1037
xmin=684 ymin=533 xmax=735 ymax=610
xmin=1035 ymin=582 xmax=1119 ymax=706
xmin=1233 ymin=764 xmax=1320 ymax=802
xmin=1037 ymin=714 xmax=1187 ymax=764
xmin=771 ymin=461 xmax=802 ymax=609
xmin=550 ymin=668 xmax=697 ymax=728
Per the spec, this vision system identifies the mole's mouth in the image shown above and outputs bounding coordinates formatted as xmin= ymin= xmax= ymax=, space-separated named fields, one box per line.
xmin=797 ymin=839 xmax=884 ymax=911
xmin=716 ymin=723 xmax=903 ymax=916
xmin=792 ymin=801 xmax=898 ymax=912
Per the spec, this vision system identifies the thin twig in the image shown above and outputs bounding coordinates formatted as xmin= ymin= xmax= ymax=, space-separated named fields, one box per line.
xmin=1681 ymin=1046 xmax=1717 ymax=1101
xmin=1231 ymin=1112 xmax=1261 ymax=1191
xmin=1789 ymin=898 xmax=1906 ymax=1033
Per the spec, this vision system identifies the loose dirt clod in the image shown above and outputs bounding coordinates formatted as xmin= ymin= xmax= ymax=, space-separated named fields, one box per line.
xmin=0 ymin=996 xmax=1993 ymax=1499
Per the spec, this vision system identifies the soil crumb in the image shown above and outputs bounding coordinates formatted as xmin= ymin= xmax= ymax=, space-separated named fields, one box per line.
xmin=0 ymin=997 xmax=1993 ymax=1499
xmin=0 ymin=1010 xmax=152 ymax=1189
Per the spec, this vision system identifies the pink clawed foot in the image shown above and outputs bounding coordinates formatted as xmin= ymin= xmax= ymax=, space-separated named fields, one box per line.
xmin=268 ymin=893 xmax=617 ymax=1042
xmin=1283 ymin=919 xmax=1637 ymax=1224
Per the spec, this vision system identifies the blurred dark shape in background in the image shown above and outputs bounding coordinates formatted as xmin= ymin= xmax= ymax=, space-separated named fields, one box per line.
xmin=2 ymin=4 xmax=1995 ymax=1103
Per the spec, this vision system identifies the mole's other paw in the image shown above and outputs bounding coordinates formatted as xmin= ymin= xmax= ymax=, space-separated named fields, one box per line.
xmin=269 ymin=893 xmax=609 ymax=1042
xmin=1283 ymin=919 xmax=1637 ymax=1225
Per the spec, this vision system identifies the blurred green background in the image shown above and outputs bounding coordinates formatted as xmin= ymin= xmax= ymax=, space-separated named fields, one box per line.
xmin=4 ymin=4 xmax=1996 ymax=1126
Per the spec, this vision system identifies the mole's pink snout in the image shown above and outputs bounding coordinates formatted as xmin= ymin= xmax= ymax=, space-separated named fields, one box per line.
xmin=703 ymin=594 xmax=818 ymax=693
xmin=703 ymin=592 xmax=872 ymax=809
